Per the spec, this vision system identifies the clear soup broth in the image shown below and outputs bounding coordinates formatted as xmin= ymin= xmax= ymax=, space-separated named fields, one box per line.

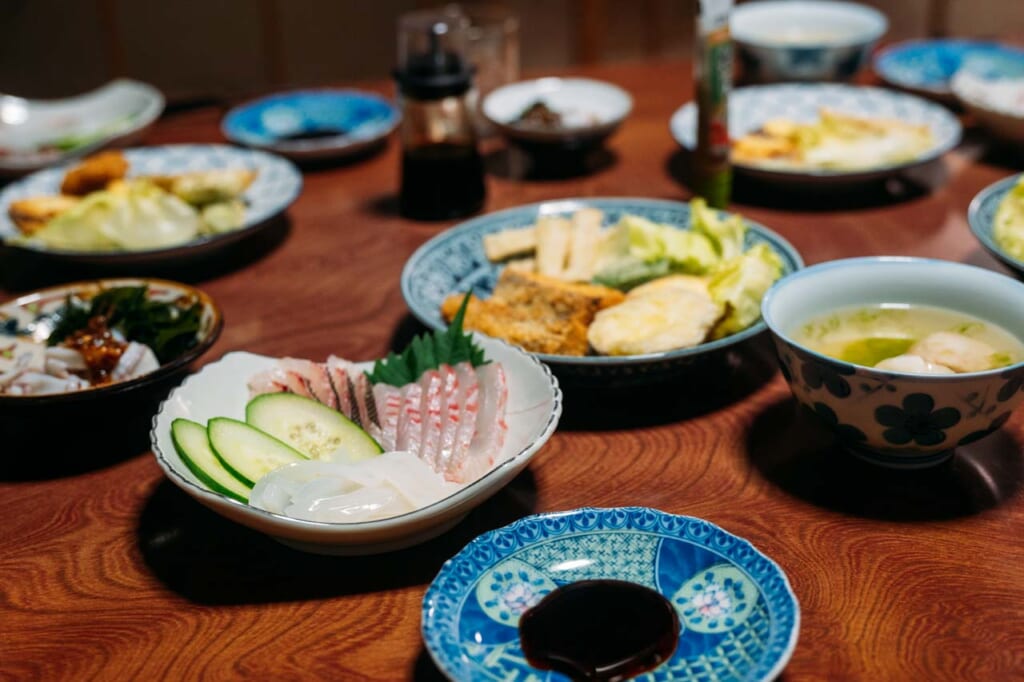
xmin=792 ymin=304 xmax=1024 ymax=373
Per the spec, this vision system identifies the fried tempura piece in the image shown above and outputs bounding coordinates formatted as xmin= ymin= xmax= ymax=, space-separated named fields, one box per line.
xmin=60 ymin=151 xmax=128 ymax=196
xmin=8 ymin=195 xmax=79 ymax=235
xmin=440 ymin=269 xmax=624 ymax=356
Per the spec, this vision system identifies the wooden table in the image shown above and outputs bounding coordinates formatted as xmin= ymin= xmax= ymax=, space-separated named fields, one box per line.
xmin=3 ymin=60 xmax=1023 ymax=681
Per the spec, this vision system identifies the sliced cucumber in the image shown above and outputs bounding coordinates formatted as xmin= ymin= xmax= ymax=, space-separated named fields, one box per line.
xmin=207 ymin=417 xmax=307 ymax=487
xmin=171 ymin=419 xmax=252 ymax=502
xmin=245 ymin=392 xmax=383 ymax=462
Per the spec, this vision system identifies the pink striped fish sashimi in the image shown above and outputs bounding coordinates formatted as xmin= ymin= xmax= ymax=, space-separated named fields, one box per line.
xmin=247 ymin=358 xmax=508 ymax=484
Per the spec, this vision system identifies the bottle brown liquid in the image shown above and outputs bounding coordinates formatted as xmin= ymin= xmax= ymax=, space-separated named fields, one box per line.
xmin=518 ymin=580 xmax=680 ymax=681
xmin=400 ymin=142 xmax=485 ymax=220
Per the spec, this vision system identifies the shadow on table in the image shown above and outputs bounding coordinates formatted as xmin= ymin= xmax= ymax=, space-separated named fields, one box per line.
xmin=957 ymin=125 xmax=1024 ymax=173
xmin=290 ymin=139 xmax=392 ymax=173
xmin=484 ymin=145 xmax=618 ymax=181
xmin=557 ymin=332 xmax=780 ymax=431
xmin=0 ymin=214 xmax=291 ymax=292
xmin=136 ymin=467 xmax=538 ymax=606
xmin=745 ymin=396 xmax=1024 ymax=521
xmin=0 ymin=374 xmax=183 ymax=481
xmin=664 ymin=149 xmax=947 ymax=211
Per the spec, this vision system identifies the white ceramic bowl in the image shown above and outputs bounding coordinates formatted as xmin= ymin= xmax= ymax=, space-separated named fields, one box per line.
xmin=150 ymin=335 xmax=562 ymax=555
xmin=762 ymin=257 xmax=1024 ymax=468
xmin=952 ymin=70 xmax=1024 ymax=145
xmin=731 ymin=1 xmax=887 ymax=83
xmin=482 ymin=77 xmax=632 ymax=148
xmin=0 ymin=79 xmax=164 ymax=176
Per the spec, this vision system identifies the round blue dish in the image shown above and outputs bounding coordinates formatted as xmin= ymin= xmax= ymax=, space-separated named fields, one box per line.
xmin=969 ymin=172 xmax=1024 ymax=277
xmin=222 ymin=89 xmax=399 ymax=160
xmin=874 ymin=40 xmax=1024 ymax=101
xmin=400 ymin=197 xmax=803 ymax=385
xmin=422 ymin=507 xmax=800 ymax=681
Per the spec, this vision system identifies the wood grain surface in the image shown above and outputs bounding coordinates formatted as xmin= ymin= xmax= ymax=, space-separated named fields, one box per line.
xmin=2 ymin=60 xmax=1024 ymax=681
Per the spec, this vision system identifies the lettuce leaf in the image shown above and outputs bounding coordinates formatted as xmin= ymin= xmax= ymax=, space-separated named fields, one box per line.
xmin=708 ymin=243 xmax=783 ymax=339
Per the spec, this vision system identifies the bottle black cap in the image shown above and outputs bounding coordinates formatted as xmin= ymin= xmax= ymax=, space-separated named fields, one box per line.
xmin=394 ymin=21 xmax=474 ymax=100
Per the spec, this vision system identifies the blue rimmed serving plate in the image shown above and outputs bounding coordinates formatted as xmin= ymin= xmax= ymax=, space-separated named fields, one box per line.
xmin=874 ymin=39 xmax=1024 ymax=102
xmin=969 ymin=173 xmax=1024 ymax=277
xmin=400 ymin=197 xmax=803 ymax=386
xmin=422 ymin=507 xmax=800 ymax=681
xmin=0 ymin=143 xmax=301 ymax=265
xmin=222 ymin=89 xmax=399 ymax=161
xmin=670 ymin=84 xmax=962 ymax=186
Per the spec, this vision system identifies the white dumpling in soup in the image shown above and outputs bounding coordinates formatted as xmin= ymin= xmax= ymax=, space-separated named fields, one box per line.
xmin=909 ymin=332 xmax=999 ymax=374
xmin=874 ymin=354 xmax=954 ymax=374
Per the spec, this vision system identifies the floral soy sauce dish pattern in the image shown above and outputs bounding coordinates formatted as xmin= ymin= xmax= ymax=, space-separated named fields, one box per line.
xmin=777 ymin=344 xmax=1024 ymax=456
xmin=422 ymin=509 xmax=799 ymax=682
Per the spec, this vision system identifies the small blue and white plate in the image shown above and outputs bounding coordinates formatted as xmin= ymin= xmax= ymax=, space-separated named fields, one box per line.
xmin=874 ymin=39 xmax=1024 ymax=101
xmin=222 ymin=89 xmax=399 ymax=160
xmin=400 ymin=197 xmax=803 ymax=385
xmin=670 ymin=84 xmax=962 ymax=185
xmin=968 ymin=173 xmax=1024 ymax=277
xmin=422 ymin=507 xmax=800 ymax=681
xmin=0 ymin=144 xmax=302 ymax=265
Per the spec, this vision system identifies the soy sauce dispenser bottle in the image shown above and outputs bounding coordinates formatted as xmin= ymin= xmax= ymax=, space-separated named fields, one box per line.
xmin=394 ymin=18 xmax=486 ymax=221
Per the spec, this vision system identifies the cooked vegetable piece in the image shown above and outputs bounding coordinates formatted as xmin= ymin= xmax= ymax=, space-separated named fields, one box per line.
xmin=535 ymin=216 xmax=572 ymax=277
xmin=171 ymin=418 xmax=251 ymax=501
xmin=483 ymin=226 xmax=536 ymax=261
xmin=707 ymin=243 xmax=784 ymax=339
xmin=207 ymin=417 xmax=307 ymax=487
xmin=245 ymin=393 xmax=383 ymax=462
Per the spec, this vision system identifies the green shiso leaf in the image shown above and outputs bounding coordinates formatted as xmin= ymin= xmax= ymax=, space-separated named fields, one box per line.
xmin=366 ymin=293 xmax=488 ymax=387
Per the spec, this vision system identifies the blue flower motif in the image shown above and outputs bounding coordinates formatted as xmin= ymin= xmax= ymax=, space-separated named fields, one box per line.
xmin=957 ymin=411 xmax=1012 ymax=446
xmin=801 ymin=358 xmax=854 ymax=398
xmin=812 ymin=402 xmax=867 ymax=442
xmin=875 ymin=393 xmax=961 ymax=446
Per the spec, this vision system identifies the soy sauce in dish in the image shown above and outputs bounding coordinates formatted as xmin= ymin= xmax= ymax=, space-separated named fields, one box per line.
xmin=276 ymin=128 xmax=348 ymax=141
xmin=518 ymin=579 xmax=680 ymax=681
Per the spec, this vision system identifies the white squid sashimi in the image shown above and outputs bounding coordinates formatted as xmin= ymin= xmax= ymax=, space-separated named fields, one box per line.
xmin=111 ymin=342 xmax=160 ymax=381
xmin=249 ymin=452 xmax=462 ymax=523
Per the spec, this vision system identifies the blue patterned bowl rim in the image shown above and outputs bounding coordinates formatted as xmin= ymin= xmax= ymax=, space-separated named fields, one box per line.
xmin=421 ymin=506 xmax=801 ymax=682
xmin=669 ymin=84 xmax=963 ymax=179
xmin=400 ymin=197 xmax=803 ymax=368
xmin=221 ymin=88 xmax=399 ymax=151
xmin=762 ymin=255 xmax=1024 ymax=380
xmin=0 ymin=143 xmax=302 ymax=259
xmin=968 ymin=173 xmax=1024 ymax=276
xmin=874 ymin=39 xmax=1024 ymax=94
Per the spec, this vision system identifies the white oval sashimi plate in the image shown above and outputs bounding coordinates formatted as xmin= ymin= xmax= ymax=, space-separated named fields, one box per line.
xmin=150 ymin=335 xmax=562 ymax=555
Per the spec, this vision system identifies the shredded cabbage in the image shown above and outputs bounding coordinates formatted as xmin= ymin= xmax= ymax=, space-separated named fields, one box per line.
xmin=708 ymin=243 xmax=784 ymax=339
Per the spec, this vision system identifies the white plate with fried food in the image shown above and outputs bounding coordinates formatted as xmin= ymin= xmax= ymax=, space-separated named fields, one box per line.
xmin=670 ymin=84 xmax=962 ymax=185
xmin=0 ymin=144 xmax=301 ymax=264
xmin=401 ymin=198 xmax=802 ymax=384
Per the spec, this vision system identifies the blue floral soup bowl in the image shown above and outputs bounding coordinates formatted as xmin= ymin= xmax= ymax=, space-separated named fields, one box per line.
xmin=762 ymin=257 xmax=1024 ymax=468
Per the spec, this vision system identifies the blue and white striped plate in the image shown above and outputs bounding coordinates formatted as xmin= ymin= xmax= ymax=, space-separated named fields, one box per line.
xmin=400 ymin=197 xmax=803 ymax=385
xmin=670 ymin=84 xmax=962 ymax=185
xmin=422 ymin=507 xmax=800 ymax=681
xmin=0 ymin=144 xmax=302 ymax=264
xmin=222 ymin=89 xmax=399 ymax=160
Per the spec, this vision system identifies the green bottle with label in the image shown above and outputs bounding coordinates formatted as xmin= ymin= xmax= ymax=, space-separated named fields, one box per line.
xmin=694 ymin=0 xmax=733 ymax=209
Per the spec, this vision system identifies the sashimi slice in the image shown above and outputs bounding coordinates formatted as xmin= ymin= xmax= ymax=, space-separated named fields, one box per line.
xmin=279 ymin=358 xmax=337 ymax=409
xmin=449 ymin=362 xmax=479 ymax=477
xmin=458 ymin=362 xmax=509 ymax=483
xmin=353 ymin=372 xmax=382 ymax=443
xmin=395 ymin=382 xmax=424 ymax=454
xmin=417 ymin=369 xmax=445 ymax=470
xmin=436 ymin=364 xmax=462 ymax=475
xmin=326 ymin=356 xmax=354 ymax=420
xmin=373 ymin=383 xmax=403 ymax=452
